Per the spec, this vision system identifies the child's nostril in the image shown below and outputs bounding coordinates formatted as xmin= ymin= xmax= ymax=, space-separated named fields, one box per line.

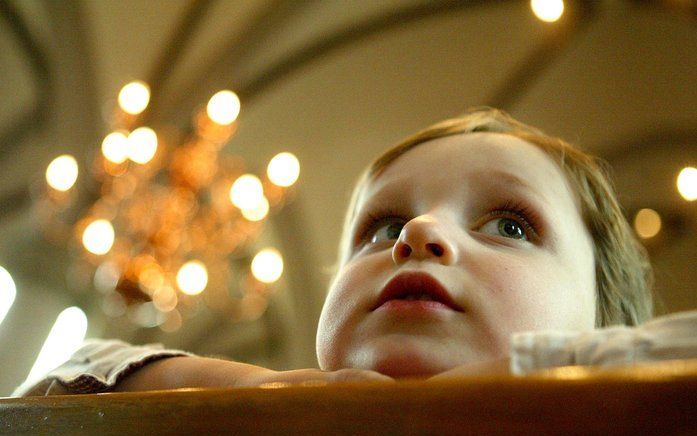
xmin=426 ymin=243 xmax=444 ymax=257
xmin=399 ymin=245 xmax=412 ymax=257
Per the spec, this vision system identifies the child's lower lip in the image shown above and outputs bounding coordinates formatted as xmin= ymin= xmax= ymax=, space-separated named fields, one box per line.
xmin=375 ymin=299 xmax=453 ymax=313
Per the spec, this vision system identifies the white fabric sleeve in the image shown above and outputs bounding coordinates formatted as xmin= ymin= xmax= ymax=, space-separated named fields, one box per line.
xmin=12 ymin=338 xmax=195 ymax=397
xmin=510 ymin=310 xmax=697 ymax=375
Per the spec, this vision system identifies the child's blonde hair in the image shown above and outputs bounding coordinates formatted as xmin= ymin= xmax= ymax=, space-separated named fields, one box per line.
xmin=333 ymin=107 xmax=653 ymax=327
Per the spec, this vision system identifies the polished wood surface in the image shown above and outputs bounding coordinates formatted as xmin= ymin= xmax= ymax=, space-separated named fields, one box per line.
xmin=2 ymin=360 xmax=697 ymax=435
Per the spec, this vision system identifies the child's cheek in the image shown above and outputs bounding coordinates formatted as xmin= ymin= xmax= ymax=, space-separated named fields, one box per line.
xmin=317 ymin=277 xmax=351 ymax=370
xmin=469 ymin=254 xmax=585 ymax=334
xmin=316 ymin=255 xmax=389 ymax=370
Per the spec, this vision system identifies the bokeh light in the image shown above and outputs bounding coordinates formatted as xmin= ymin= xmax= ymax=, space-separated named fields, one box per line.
xmin=241 ymin=196 xmax=270 ymax=222
xmin=153 ymin=286 xmax=178 ymax=312
xmin=101 ymin=292 xmax=127 ymax=318
xmin=230 ymin=174 xmax=264 ymax=209
xmin=93 ymin=261 xmax=121 ymax=294
xmin=138 ymin=263 xmax=165 ymax=294
xmin=531 ymin=0 xmax=564 ymax=22
xmin=267 ymin=152 xmax=300 ymax=187
xmin=206 ymin=90 xmax=241 ymax=125
xmin=127 ymin=127 xmax=158 ymax=164
xmin=128 ymin=302 xmax=165 ymax=328
xmin=677 ymin=166 xmax=697 ymax=201
xmin=0 ymin=266 xmax=17 ymax=326
xmin=634 ymin=208 xmax=662 ymax=239
xmin=176 ymin=260 xmax=208 ymax=295
xmin=101 ymin=131 xmax=129 ymax=164
xmin=251 ymin=248 xmax=283 ymax=284
xmin=118 ymin=81 xmax=150 ymax=115
xmin=82 ymin=219 xmax=115 ymax=255
xmin=46 ymin=155 xmax=79 ymax=192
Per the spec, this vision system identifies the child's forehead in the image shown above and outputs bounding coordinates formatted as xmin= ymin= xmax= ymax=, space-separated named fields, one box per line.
xmin=360 ymin=133 xmax=569 ymax=202
xmin=348 ymin=133 xmax=587 ymax=230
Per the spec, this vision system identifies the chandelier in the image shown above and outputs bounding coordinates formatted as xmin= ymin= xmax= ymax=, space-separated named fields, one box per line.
xmin=38 ymin=81 xmax=299 ymax=332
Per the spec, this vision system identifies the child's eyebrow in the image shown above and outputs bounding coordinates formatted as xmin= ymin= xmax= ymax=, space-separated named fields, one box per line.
xmin=480 ymin=170 xmax=552 ymax=208
xmin=363 ymin=169 xmax=553 ymax=211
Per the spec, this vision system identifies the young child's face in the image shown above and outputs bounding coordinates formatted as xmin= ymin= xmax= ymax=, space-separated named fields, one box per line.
xmin=316 ymin=132 xmax=597 ymax=378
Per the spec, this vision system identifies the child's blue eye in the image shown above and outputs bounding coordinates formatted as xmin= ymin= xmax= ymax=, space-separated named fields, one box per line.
xmin=369 ymin=221 xmax=404 ymax=244
xmin=479 ymin=217 xmax=528 ymax=241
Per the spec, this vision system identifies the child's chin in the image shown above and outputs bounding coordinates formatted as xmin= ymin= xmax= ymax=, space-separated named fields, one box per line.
xmin=353 ymin=341 xmax=454 ymax=379
xmin=372 ymin=356 xmax=443 ymax=379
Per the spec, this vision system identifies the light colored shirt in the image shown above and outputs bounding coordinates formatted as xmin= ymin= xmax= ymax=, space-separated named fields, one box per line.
xmin=510 ymin=310 xmax=697 ymax=374
xmin=12 ymin=339 xmax=194 ymax=397
xmin=13 ymin=310 xmax=697 ymax=396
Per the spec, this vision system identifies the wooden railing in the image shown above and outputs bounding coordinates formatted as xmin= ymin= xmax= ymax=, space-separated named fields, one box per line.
xmin=2 ymin=360 xmax=696 ymax=435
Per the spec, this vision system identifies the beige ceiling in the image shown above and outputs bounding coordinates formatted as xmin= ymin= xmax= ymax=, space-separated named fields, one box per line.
xmin=0 ymin=0 xmax=695 ymax=395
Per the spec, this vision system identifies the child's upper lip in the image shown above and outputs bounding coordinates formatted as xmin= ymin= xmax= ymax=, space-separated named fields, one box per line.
xmin=371 ymin=271 xmax=464 ymax=312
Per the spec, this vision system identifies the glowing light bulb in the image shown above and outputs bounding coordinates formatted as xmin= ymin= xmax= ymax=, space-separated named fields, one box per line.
xmin=82 ymin=219 xmax=115 ymax=255
xmin=176 ymin=261 xmax=208 ymax=295
xmin=267 ymin=152 xmax=300 ymax=187
xmin=127 ymin=127 xmax=158 ymax=164
xmin=241 ymin=196 xmax=270 ymax=222
xmin=101 ymin=131 xmax=129 ymax=164
xmin=229 ymin=174 xmax=264 ymax=209
xmin=118 ymin=81 xmax=150 ymax=115
xmin=206 ymin=90 xmax=241 ymax=125
xmin=251 ymin=248 xmax=283 ymax=284
xmin=634 ymin=208 xmax=662 ymax=239
xmin=0 ymin=266 xmax=17 ymax=326
xmin=677 ymin=166 xmax=697 ymax=201
xmin=46 ymin=155 xmax=78 ymax=191
xmin=25 ymin=307 xmax=87 ymax=387
xmin=531 ymin=0 xmax=564 ymax=23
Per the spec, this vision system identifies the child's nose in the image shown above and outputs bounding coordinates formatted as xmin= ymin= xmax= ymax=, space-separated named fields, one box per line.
xmin=391 ymin=215 xmax=457 ymax=266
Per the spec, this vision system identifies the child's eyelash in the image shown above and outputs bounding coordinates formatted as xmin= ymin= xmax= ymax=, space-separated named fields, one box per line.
xmin=354 ymin=207 xmax=404 ymax=245
xmin=487 ymin=200 xmax=542 ymax=240
xmin=353 ymin=200 xmax=543 ymax=245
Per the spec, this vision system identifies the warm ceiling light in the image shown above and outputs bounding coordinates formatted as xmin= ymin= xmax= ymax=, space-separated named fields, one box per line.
xmin=101 ymin=131 xmax=129 ymax=164
xmin=82 ymin=219 xmax=115 ymax=255
xmin=118 ymin=81 xmax=150 ymax=115
xmin=241 ymin=196 xmax=270 ymax=222
xmin=46 ymin=155 xmax=79 ymax=192
xmin=677 ymin=166 xmax=697 ymax=201
xmin=127 ymin=127 xmax=158 ymax=164
xmin=634 ymin=208 xmax=662 ymax=239
xmin=229 ymin=174 xmax=264 ymax=209
xmin=176 ymin=261 xmax=208 ymax=295
xmin=267 ymin=152 xmax=300 ymax=187
xmin=251 ymin=248 xmax=283 ymax=284
xmin=0 ymin=265 xmax=17 ymax=327
xmin=206 ymin=90 xmax=241 ymax=125
xmin=531 ymin=0 xmax=564 ymax=22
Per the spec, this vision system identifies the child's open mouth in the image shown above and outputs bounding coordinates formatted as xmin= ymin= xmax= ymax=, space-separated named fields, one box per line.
xmin=372 ymin=271 xmax=464 ymax=312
